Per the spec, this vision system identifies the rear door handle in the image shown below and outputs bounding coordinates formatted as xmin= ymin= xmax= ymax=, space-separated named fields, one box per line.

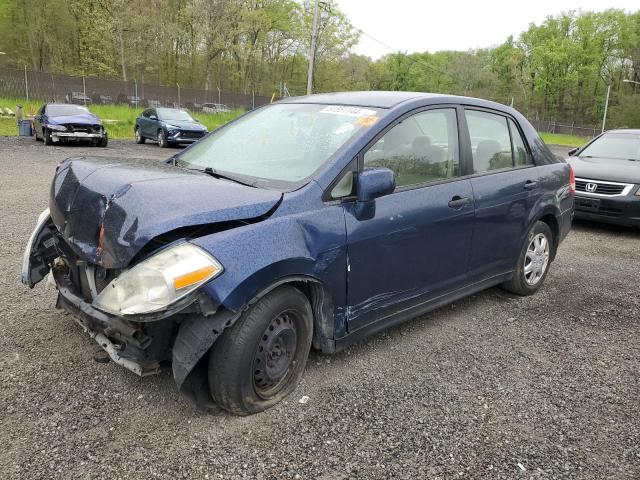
xmin=448 ymin=195 xmax=470 ymax=209
xmin=524 ymin=180 xmax=538 ymax=190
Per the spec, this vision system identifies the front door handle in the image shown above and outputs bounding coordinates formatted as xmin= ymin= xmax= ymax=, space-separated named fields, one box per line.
xmin=448 ymin=195 xmax=470 ymax=209
xmin=524 ymin=180 xmax=538 ymax=190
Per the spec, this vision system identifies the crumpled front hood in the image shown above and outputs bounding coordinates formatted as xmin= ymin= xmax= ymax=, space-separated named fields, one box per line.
xmin=49 ymin=156 xmax=281 ymax=268
xmin=568 ymin=156 xmax=640 ymax=184
xmin=49 ymin=113 xmax=102 ymax=125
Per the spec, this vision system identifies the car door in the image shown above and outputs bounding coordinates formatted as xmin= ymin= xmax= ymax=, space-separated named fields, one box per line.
xmin=34 ymin=105 xmax=46 ymax=137
xmin=344 ymin=107 xmax=475 ymax=332
xmin=463 ymin=108 xmax=541 ymax=280
xmin=141 ymin=108 xmax=156 ymax=140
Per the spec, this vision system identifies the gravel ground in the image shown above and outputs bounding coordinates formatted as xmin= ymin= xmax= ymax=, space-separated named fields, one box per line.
xmin=1 ymin=137 xmax=639 ymax=479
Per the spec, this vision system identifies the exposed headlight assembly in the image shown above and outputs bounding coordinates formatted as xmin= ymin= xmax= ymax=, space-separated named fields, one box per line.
xmin=46 ymin=124 xmax=67 ymax=131
xmin=93 ymin=243 xmax=222 ymax=315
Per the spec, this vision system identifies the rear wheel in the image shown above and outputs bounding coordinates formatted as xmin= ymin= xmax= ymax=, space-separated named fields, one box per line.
xmin=135 ymin=127 xmax=145 ymax=144
xmin=501 ymin=221 xmax=553 ymax=296
xmin=208 ymin=286 xmax=313 ymax=415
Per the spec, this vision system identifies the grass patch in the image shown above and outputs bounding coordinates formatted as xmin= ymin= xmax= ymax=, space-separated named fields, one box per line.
xmin=0 ymin=96 xmax=244 ymax=139
xmin=540 ymin=132 xmax=590 ymax=147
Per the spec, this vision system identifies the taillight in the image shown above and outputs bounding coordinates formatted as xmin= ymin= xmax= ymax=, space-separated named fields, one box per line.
xmin=569 ymin=165 xmax=576 ymax=194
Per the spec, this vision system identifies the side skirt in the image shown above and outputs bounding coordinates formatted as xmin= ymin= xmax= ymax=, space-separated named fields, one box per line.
xmin=334 ymin=271 xmax=513 ymax=351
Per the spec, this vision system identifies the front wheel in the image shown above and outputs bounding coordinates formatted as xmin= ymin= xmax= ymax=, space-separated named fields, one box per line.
xmin=43 ymin=129 xmax=53 ymax=145
xmin=208 ymin=286 xmax=313 ymax=415
xmin=501 ymin=221 xmax=553 ymax=296
xmin=157 ymin=130 xmax=169 ymax=148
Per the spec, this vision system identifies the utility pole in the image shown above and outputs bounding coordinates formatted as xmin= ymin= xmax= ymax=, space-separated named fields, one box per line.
xmin=82 ymin=74 xmax=87 ymax=106
xmin=306 ymin=0 xmax=320 ymax=95
xmin=601 ymin=84 xmax=611 ymax=133
xmin=24 ymin=65 xmax=29 ymax=103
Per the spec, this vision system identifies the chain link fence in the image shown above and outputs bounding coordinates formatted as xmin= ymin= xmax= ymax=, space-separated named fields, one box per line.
xmin=528 ymin=119 xmax=599 ymax=139
xmin=0 ymin=67 xmax=270 ymax=111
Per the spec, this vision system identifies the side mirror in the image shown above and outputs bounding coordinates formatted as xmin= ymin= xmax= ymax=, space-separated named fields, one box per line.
xmin=354 ymin=167 xmax=395 ymax=220
xmin=567 ymin=147 xmax=579 ymax=156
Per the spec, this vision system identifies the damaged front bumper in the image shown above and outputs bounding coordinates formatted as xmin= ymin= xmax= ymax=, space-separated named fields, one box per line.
xmin=54 ymin=272 xmax=170 ymax=376
xmin=22 ymin=209 xmax=241 ymax=409
xmin=50 ymin=132 xmax=105 ymax=142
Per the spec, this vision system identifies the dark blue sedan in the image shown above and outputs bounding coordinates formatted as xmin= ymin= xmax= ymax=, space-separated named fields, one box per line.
xmin=33 ymin=103 xmax=108 ymax=147
xmin=23 ymin=92 xmax=574 ymax=415
xmin=134 ymin=107 xmax=208 ymax=147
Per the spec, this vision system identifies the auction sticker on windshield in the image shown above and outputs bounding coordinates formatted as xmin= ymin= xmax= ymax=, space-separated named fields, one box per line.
xmin=320 ymin=105 xmax=377 ymax=117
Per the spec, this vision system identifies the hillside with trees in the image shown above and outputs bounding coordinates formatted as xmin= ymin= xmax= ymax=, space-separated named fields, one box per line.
xmin=0 ymin=1 xmax=638 ymax=127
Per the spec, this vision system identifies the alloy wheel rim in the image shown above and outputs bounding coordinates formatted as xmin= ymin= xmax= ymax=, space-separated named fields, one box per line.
xmin=524 ymin=233 xmax=550 ymax=285
xmin=252 ymin=311 xmax=298 ymax=399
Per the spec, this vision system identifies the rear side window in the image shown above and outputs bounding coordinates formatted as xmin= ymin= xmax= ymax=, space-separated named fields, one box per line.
xmin=364 ymin=108 xmax=460 ymax=188
xmin=465 ymin=110 xmax=513 ymax=173
xmin=509 ymin=119 xmax=529 ymax=167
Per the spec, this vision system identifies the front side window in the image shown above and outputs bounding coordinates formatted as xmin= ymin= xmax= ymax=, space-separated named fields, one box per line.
xmin=466 ymin=110 xmax=514 ymax=173
xmin=363 ymin=108 xmax=460 ymax=188
xmin=579 ymin=133 xmax=640 ymax=162
xmin=177 ymin=103 xmax=382 ymax=188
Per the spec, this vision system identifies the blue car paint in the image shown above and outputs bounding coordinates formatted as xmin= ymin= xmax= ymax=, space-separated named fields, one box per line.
xmin=34 ymin=91 xmax=573 ymax=408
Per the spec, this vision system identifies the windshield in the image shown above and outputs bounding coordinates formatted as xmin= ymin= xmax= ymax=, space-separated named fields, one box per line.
xmin=47 ymin=105 xmax=90 ymax=117
xmin=580 ymin=133 xmax=640 ymax=162
xmin=177 ymin=103 xmax=382 ymax=187
xmin=157 ymin=108 xmax=194 ymax=122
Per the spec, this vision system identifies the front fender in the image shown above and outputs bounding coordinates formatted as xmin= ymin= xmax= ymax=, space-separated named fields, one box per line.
xmin=191 ymin=206 xmax=348 ymax=314
xmin=172 ymin=309 xmax=242 ymax=409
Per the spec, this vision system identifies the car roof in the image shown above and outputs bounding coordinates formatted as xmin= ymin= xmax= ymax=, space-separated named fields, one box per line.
xmin=47 ymin=103 xmax=86 ymax=107
xmin=605 ymin=129 xmax=640 ymax=135
xmin=280 ymin=91 xmax=508 ymax=109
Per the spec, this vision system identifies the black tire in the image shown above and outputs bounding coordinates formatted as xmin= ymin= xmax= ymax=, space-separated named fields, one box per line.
xmin=208 ymin=285 xmax=313 ymax=415
xmin=157 ymin=129 xmax=168 ymax=148
xmin=501 ymin=221 xmax=554 ymax=296
xmin=43 ymin=128 xmax=53 ymax=146
xmin=97 ymin=135 xmax=108 ymax=147
xmin=135 ymin=127 xmax=145 ymax=144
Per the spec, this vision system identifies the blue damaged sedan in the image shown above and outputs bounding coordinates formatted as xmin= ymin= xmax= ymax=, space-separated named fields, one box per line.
xmin=22 ymin=92 xmax=574 ymax=415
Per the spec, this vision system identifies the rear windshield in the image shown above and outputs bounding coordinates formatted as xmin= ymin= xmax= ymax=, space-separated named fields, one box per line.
xmin=580 ymin=133 xmax=640 ymax=162
xmin=46 ymin=105 xmax=90 ymax=117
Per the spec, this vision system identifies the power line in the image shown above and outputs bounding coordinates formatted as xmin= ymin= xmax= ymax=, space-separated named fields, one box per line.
xmin=351 ymin=25 xmax=398 ymax=54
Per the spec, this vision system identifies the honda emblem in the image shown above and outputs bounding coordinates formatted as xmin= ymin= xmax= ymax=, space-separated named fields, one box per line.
xmin=585 ymin=183 xmax=597 ymax=193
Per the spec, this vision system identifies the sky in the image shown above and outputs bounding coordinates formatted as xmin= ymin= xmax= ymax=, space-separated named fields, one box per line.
xmin=335 ymin=0 xmax=640 ymax=59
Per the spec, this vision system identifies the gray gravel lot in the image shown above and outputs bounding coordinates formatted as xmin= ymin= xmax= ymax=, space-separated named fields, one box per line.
xmin=1 ymin=137 xmax=639 ymax=479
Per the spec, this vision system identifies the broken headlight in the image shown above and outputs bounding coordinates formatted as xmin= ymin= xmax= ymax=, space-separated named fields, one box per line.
xmin=46 ymin=124 xmax=67 ymax=131
xmin=93 ymin=243 xmax=222 ymax=315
